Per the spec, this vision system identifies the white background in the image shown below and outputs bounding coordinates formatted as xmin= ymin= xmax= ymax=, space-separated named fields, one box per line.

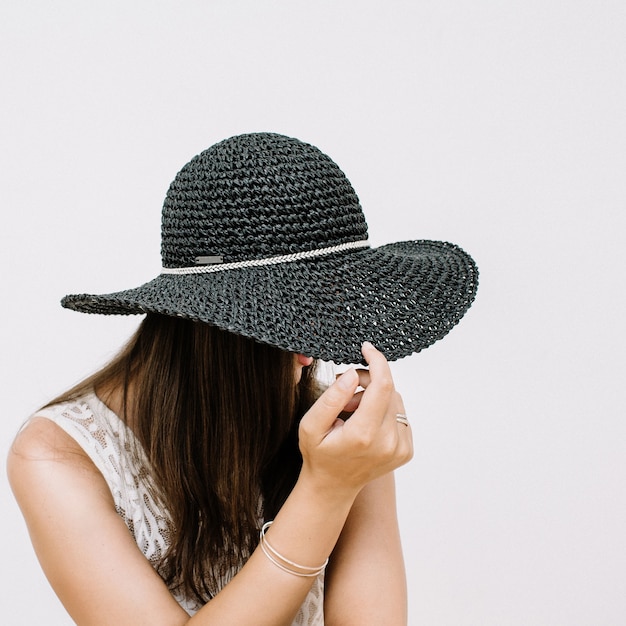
xmin=1 ymin=1 xmax=625 ymax=624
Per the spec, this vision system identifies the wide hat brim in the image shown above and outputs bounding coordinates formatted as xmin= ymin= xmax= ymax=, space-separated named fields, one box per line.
xmin=62 ymin=240 xmax=478 ymax=364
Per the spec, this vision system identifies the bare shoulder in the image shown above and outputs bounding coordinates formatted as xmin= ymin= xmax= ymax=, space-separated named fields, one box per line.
xmin=9 ymin=415 xmax=97 ymax=470
xmin=7 ymin=416 xmax=111 ymax=507
xmin=10 ymin=415 xmax=83 ymax=457
xmin=7 ymin=416 xmax=186 ymax=624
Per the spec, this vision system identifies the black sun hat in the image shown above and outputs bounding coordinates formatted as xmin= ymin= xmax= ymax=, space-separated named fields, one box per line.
xmin=62 ymin=132 xmax=478 ymax=364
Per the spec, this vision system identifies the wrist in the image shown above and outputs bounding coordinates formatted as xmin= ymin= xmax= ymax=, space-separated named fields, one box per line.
xmin=295 ymin=465 xmax=362 ymax=511
xmin=263 ymin=471 xmax=358 ymax=568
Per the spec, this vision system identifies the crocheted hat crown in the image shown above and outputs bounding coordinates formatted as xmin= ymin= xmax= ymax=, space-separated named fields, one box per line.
xmin=162 ymin=133 xmax=368 ymax=268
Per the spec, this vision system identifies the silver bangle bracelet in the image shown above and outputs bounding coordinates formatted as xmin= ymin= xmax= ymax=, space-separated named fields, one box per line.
xmin=259 ymin=521 xmax=329 ymax=577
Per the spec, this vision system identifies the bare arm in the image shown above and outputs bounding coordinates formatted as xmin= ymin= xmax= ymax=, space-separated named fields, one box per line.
xmin=8 ymin=417 xmax=189 ymax=626
xmin=8 ymin=343 xmax=413 ymax=626
xmin=324 ymin=369 xmax=409 ymax=625
xmin=325 ymin=472 xmax=407 ymax=625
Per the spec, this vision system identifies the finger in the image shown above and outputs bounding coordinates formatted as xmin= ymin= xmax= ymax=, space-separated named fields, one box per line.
xmin=332 ymin=369 xmax=370 ymax=415
xmin=332 ymin=369 xmax=370 ymax=417
xmin=387 ymin=391 xmax=409 ymax=429
xmin=392 ymin=394 xmax=413 ymax=460
xmin=398 ymin=401 xmax=414 ymax=461
xmin=393 ymin=392 xmax=406 ymax=420
xmin=335 ymin=369 xmax=371 ymax=390
xmin=341 ymin=390 xmax=365 ymax=414
xmin=299 ymin=368 xmax=359 ymax=440
xmin=395 ymin=421 xmax=414 ymax=466
xmin=346 ymin=342 xmax=395 ymax=430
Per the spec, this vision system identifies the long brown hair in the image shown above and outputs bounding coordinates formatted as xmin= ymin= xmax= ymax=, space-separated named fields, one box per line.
xmin=49 ymin=313 xmax=320 ymax=603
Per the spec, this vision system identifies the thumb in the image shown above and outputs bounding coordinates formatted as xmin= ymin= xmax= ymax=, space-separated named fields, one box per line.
xmin=300 ymin=368 xmax=359 ymax=439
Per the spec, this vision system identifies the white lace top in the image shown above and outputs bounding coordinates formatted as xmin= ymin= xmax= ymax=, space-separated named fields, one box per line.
xmin=35 ymin=393 xmax=324 ymax=625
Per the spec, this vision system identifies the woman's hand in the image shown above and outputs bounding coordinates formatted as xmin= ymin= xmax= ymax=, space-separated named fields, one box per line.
xmin=298 ymin=341 xmax=413 ymax=497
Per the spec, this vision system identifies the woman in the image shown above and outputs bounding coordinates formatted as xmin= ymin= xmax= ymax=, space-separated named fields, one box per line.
xmin=8 ymin=133 xmax=478 ymax=625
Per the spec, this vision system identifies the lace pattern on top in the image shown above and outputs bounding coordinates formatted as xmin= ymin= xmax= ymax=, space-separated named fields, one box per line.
xmin=35 ymin=393 xmax=324 ymax=624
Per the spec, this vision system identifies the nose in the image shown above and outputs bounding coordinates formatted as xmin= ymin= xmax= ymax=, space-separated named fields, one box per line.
xmin=296 ymin=354 xmax=314 ymax=367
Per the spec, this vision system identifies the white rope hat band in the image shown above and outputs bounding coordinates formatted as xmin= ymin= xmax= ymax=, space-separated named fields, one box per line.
xmin=161 ymin=240 xmax=370 ymax=275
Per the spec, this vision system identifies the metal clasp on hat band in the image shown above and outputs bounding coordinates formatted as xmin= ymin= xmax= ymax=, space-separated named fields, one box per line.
xmin=194 ymin=256 xmax=224 ymax=265
xmin=161 ymin=240 xmax=370 ymax=275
